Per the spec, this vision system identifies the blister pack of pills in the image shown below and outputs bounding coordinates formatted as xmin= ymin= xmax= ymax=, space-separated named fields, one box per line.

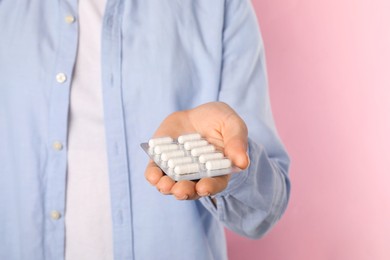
xmin=140 ymin=133 xmax=242 ymax=181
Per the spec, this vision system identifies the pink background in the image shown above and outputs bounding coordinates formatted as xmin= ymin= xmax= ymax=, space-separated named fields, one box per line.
xmin=227 ymin=0 xmax=390 ymax=259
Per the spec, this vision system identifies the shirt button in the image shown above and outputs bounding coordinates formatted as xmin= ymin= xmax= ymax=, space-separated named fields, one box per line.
xmin=65 ymin=15 xmax=76 ymax=24
xmin=50 ymin=211 xmax=61 ymax=220
xmin=53 ymin=141 xmax=63 ymax=151
xmin=56 ymin=73 xmax=67 ymax=83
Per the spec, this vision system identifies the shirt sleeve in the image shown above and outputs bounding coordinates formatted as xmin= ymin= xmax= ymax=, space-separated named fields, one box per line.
xmin=199 ymin=0 xmax=291 ymax=239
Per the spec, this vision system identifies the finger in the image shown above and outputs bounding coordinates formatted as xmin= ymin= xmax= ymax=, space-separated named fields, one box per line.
xmin=156 ymin=175 xmax=175 ymax=195
xmin=222 ymin=113 xmax=250 ymax=170
xmin=171 ymin=180 xmax=199 ymax=200
xmin=195 ymin=175 xmax=230 ymax=196
xmin=144 ymin=161 xmax=164 ymax=186
xmin=224 ymin=136 xmax=250 ymax=170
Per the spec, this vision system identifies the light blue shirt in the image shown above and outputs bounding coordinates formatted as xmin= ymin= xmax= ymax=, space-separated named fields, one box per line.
xmin=0 ymin=0 xmax=290 ymax=259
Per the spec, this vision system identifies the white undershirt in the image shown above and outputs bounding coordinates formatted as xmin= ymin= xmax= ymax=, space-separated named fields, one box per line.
xmin=65 ymin=0 xmax=113 ymax=259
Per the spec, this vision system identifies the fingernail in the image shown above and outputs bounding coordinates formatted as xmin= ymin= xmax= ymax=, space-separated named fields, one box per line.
xmin=176 ymin=195 xmax=189 ymax=200
xmin=159 ymin=189 xmax=169 ymax=195
xmin=147 ymin=177 xmax=157 ymax=186
xmin=197 ymin=192 xmax=211 ymax=197
xmin=245 ymin=152 xmax=250 ymax=168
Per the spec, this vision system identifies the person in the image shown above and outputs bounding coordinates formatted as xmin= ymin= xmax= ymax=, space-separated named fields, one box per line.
xmin=0 ymin=0 xmax=291 ymax=259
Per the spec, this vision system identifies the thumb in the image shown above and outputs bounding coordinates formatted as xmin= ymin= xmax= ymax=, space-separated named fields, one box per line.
xmin=224 ymin=136 xmax=250 ymax=170
xmin=221 ymin=112 xmax=250 ymax=169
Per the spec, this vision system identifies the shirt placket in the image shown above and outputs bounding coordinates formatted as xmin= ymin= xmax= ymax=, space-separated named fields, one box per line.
xmin=44 ymin=0 xmax=79 ymax=259
xmin=102 ymin=0 xmax=135 ymax=259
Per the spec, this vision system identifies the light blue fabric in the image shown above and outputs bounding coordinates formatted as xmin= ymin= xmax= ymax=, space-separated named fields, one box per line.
xmin=0 ymin=0 xmax=290 ymax=259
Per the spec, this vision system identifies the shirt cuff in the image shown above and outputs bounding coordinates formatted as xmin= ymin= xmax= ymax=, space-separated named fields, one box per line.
xmin=198 ymin=138 xmax=256 ymax=220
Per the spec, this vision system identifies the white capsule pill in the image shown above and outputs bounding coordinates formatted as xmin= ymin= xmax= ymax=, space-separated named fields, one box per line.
xmin=168 ymin=156 xmax=193 ymax=168
xmin=174 ymin=163 xmax=200 ymax=175
xmin=205 ymin=159 xmax=232 ymax=170
xmin=184 ymin=140 xmax=208 ymax=150
xmin=177 ymin=133 xmax=202 ymax=144
xmin=191 ymin=145 xmax=216 ymax=156
xmin=148 ymin=137 xmax=173 ymax=147
xmin=154 ymin=144 xmax=179 ymax=155
xmin=198 ymin=152 xmax=224 ymax=163
xmin=160 ymin=150 xmax=186 ymax=161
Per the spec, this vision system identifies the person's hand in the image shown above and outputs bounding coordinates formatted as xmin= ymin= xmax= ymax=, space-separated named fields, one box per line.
xmin=145 ymin=102 xmax=250 ymax=200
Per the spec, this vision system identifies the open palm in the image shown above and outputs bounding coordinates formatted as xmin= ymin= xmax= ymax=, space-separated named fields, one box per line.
xmin=145 ymin=102 xmax=250 ymax=200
